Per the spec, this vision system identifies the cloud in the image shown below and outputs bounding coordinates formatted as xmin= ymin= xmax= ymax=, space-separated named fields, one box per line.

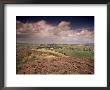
xmin=16 ymin=20 xmax=94 ymax=44
xmin=58 ymin=21 xmax=71 ymax=30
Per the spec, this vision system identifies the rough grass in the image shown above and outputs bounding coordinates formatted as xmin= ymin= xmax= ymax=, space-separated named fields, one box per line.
xmin=37 ymin=48 xmax=66 ymax=57
xmin=54 ymin=48 xmax=94 ymax=59
xmin=16 ymin=44 xmax=94 ymax=74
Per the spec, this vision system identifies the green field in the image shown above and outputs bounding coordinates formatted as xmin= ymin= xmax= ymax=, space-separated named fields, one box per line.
xmin=17 ymin=43 xmax=94 ymax=58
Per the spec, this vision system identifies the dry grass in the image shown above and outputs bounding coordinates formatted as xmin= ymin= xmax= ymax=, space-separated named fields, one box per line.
xmin=16 ymin=48 xmax=94 ymax=74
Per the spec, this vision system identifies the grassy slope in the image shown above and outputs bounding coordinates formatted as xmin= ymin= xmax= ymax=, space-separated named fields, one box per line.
xmin=17 ymin=43 xmax=94 ymax=59
xmin=16 ymin=43 xmax=94 ymax=74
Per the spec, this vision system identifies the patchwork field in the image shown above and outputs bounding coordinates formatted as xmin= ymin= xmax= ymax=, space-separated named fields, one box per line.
xmin=16 ymin=43 xmax=94 ymax=74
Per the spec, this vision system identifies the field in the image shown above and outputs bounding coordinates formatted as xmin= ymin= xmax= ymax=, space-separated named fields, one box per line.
xmin=16 ymin=43 xmax=94 ymax=74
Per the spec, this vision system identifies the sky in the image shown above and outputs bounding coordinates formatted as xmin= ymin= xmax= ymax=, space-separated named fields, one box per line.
xmin=16 ymin=16 xmax=94 ymax=44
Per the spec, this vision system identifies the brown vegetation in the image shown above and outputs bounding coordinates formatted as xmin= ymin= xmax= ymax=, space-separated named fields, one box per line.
xmin=16 ymin=47 xmax=94 ymax=74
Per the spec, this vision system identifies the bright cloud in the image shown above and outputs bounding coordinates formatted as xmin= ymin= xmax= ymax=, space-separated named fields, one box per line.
xmin=16 ymin=20 xmax=94 ymax=44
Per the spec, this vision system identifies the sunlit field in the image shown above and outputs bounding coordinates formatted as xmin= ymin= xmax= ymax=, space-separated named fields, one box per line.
xmin=16 ymin=43 xmax=94 ymax=74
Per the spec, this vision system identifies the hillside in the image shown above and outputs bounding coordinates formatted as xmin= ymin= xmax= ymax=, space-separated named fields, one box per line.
xmin=16 ymin=44 xmax=94 ymax=74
